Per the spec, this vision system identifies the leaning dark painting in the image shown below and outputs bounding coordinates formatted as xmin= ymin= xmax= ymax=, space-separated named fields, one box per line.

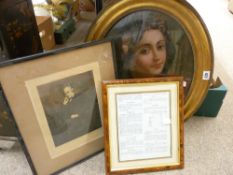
xmin=0 ymin=0 xmax=42 ymax=58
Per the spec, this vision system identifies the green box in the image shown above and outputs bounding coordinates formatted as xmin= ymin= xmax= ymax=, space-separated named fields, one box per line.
xmin=54 ymin=18 xmax=76 ymax=44
xmin=195 ymin=81 xmax=227 ymax=117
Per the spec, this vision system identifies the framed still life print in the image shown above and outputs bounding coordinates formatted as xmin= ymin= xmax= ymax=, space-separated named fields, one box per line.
xmin=87 ymin=0 xmax=214 ymax=120
xmin=102 ymin=77 xmax=184 ymax=175
xmin=0 ymin=40 xmax=115 ymax=174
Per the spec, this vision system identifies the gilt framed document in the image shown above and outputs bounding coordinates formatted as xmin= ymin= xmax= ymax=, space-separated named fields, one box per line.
xmin=102 ymin=77 xmax=184 ymax=175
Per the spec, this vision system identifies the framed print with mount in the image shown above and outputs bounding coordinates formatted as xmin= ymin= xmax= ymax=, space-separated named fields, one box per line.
xmin=102 ymin=77 xmax=184 ymax=175
xmin=87 ymin=0 xmax=214 ymax=120
xmin=0 ymin=40 xmax=115 ymax=175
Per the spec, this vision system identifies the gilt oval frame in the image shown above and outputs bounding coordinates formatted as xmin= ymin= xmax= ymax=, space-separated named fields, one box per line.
xmin=86 ymin=0 xmax=213 ymax=120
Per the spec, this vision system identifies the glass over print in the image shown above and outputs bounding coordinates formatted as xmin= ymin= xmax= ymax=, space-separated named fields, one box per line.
xmin=34 ymin=71 xmax=101 ymax=147
xmin=116 ymin=91 xmax=172 ymax=162
xmin=25 ymin=62 xmax=103 ymax=159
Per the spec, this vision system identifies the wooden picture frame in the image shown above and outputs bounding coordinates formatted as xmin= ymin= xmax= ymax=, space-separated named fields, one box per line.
xmin=102 ymin=77 xmax=184 ymax=175
xmin=87 ymin=0 xmax=214 ymax=120
xmin=0 ymin=40 xmax=115 ymax=175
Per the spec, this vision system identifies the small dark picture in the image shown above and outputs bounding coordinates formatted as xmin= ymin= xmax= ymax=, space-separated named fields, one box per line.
xmin=37 ymin=71 xmax=101 ymax=147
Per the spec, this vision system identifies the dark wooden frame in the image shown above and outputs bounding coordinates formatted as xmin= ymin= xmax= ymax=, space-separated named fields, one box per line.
xmin=0 ymin=39 xmax=116 ymax=175
xmin=102 ymin=77 xmax=184 ymax=175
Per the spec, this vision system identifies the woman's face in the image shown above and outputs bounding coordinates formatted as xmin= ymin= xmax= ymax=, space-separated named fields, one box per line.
xmin=132 ymin=29 xmax=167 ymax=77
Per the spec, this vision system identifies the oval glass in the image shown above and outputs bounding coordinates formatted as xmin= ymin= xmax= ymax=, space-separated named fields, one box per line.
xmin=87 ymin=0 xmax=213 ymax=119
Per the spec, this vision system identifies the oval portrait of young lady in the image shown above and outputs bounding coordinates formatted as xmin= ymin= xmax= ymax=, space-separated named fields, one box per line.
xmin=86 ymin=0 xmax=213 ymax=119
xmin=107 ymin=10 xmax=194 ymax=96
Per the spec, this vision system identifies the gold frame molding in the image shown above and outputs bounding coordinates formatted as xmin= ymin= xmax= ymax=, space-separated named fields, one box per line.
xmin=87 ymin=0 xmax=214 ymax=120
xmin=102 ymin=77 xmax=184 ymax=174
